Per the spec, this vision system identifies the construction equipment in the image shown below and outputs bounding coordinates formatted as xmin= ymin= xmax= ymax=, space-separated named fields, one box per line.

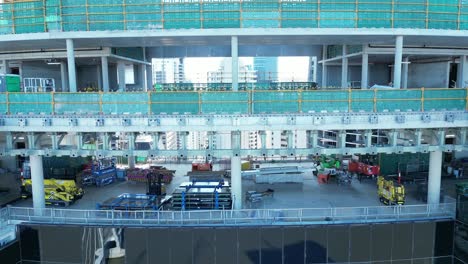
xmin=146 ymin=172 xmax=166 ymax=196
xmin=126 ymin=166 xmax=175 ymax=183
xmin=97 ymin=193 xmax=167 ymax=211
xmin=377 ymin=176 xmax=405 ymax=205
xmin=21 ymin=179 xmax=84 ymax=207
xmin=81 ymin=158 xmax=116 ymax=187
xmin=172 ymin=181 xmax=232 ymax=210
xmin=348 ymin=160 xmax=380 ymax=181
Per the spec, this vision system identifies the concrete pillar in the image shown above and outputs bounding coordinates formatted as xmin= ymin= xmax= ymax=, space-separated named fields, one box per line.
xmin=428 ymin=151 xmax=442 ymax=204
xmin=139 ymin=64 xmax=147 ymax=92
xmin=30 ymin=155 xmax=45 ymax=210
xmin=365 ymin=130 xmax=372 ymax=148
xmin=117 ymin=61 xmax=126 ymax=91
xmin=60 ymin=62 xmax=68 ymax=92
xmin=402 ymin=57 xmax=409 ymax=89
xmin=231 ymin=36 xmax=239 ymax=91
xmin=101 ymin=56 xmax=110 ymax=92
xmin=66 ymin=39 xmax=77 ymax=92
xmin=310 ymin=131 xmax=318 ymax=148
xmin=151 ymin=133 xmax=159 ymax=150
xmin=393 ymin=36 xmax=404 ymax=89
xmin=341 ymin=45 xmax=348 ymax=89
xmin=146 ymin=65 xmax=153 ymax=90
xmin=361 ymin=46 xmax=368 ymax=89
xmin=128 ymin=156 xmax=135 ymax=169
xmin=231 ymin=155 xmax=242 ymax=209
xmin=51 ymin=133 xmax=58 ymax=150
xmin=322 ymin=45 xmax=328 ymax=88
xmin=0 ymin=60 xmax=8 ymax=74
xmin=458 ymin=55 xmax=467 ymax=88
xmin=96 ymin=64 xmax=102 ymax=90
xmin=260 ymin=131 xmax=266 ymax=150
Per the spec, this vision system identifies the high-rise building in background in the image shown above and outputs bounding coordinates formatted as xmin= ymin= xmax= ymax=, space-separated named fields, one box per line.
xmin=153 ymin=58 xmax=185 ymax=84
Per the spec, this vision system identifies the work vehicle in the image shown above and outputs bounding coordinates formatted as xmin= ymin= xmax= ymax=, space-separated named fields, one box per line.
xmin=81 ymin=158 xmax=116 ymax=187
xmin=21 ymin=178 xmax=84 ymax=207
xmin=377 ymin=176 xmax=405 ymax=205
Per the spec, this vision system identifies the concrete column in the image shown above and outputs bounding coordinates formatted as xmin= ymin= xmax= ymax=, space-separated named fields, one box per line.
xmin=146 ymin=65 xmax=153 ymax=90
xmin=96 ymin=64 xmax=102 ymax=90
xmin=341 ymin=45 xmax=348 ymax=89
xmin=322 ymin=45 xmax=328 ymax=88
xmin=127 ymin=133 xmax=135 ymax=169
xmin=0 ymin=60 xmax=7 ymax=74
xmin=402 ymin=57 xmax=409 ymax=89
xmin=51 ymin=133 xmax=58 ymax=150
xmin=60 ymin=62 xmax=68 ymax=92
xmin=231 ymin=155 xmax=242 ymax=209
xmin=260 ymin=131 xmax=266 ymax=150
xmin=415 ymin=129 xmax=422 ymax=147
xmin=128 ymin=156 xmax=135 ymax=169
xmin=361 ymin=46 xmax=368 ymax=89
xmin=117 ymin=61 xmax=126 ymax=91
xmin=66 ymin=39 xmax=77 ymax=92
xmin=458 ymin=55 xmax=467 ymax=88
xmin=101 ymin=56 xmax=110 ymax=92
xmin=30 ymin=155 xmax=45 ymax=210
xmin=5 ymin=132 xmax=13 ymax=150
xmin=428 ymin=151 xmax=442 ymax=204
xmin=101 ymin=133 xmax=109 ymax=150
xmin=139 ymin=64 xmax=147 ymax=92
xmin=393 ymin=36 xmax=404 ymax=89
xmin=365 ymin=130 xmax=373 ymax=148
xmin=151 ymin=133 xmax=159 ymax=150
xmin=338 ymin=131 xmax=347 ymax=148
xmin=231 ymin=36 xmax=239 ymax=91
xmin=287 ymin=131 xmax=294 ymax=149
xmin=310 ymin=131 xmax=318 ymax=148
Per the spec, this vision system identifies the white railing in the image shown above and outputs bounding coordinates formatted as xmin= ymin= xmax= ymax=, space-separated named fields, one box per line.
xmin=2 ymin=197 xmax=456 ymax=227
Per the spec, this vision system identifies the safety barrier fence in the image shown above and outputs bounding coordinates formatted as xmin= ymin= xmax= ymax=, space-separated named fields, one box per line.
xmin=0 ymin=88 xmax=466 ymax=115
xmin=1 ymin=199 xmax=457 ymax=227
xmin=0 ymin=0 xmax=467 ymax=34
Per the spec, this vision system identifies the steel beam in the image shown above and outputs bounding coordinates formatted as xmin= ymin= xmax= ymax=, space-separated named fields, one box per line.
xmin=1 ymin=112 xmax=465 ymax=133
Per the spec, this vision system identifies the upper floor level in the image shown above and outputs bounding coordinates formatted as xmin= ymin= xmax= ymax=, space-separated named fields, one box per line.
xmin=0 ymin=0 xmax=468 ymax=36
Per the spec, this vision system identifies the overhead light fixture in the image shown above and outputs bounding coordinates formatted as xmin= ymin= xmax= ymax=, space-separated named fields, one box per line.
xmin=45 ymin=58 xmax=61 ymax=65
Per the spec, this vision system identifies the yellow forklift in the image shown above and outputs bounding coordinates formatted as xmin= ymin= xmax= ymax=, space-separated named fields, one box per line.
xmin=377 ymin=176 xmax=405 ymax=205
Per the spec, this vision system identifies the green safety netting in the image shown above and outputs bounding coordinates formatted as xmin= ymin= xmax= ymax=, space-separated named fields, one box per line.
xmin=0 ymin=0 xmax=467 ymax=33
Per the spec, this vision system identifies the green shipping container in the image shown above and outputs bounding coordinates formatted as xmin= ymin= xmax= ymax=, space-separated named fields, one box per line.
xmin=0 ymin=74 xmax=20 ymax=92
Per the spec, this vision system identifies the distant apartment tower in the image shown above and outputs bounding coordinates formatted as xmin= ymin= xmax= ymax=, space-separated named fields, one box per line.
xmin=152 ymin=58 xmax=185 ymax=84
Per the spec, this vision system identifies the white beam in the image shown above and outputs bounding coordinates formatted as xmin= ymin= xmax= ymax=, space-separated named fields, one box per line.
xmin=402 ymin=57 xmax=409 ymax=89
xmin=101 ymin=56 xmax=109 ymax=92
xmin=393 ymin=36 xmax=404 ymax=89
xmin=66 ymin=39 xmax=77 ymax=92
xmin=322 ymin=45 xmax=327 ymax=88
xmin=231 ymin=155 xmax=242 ymax=209
xmin=30 ymin=155 xmax=45 ymax=210
xmin=361 ymin=45 xmax=368 ymax=89
xmin=231 ymin=36 xmax=239 ymax=91
xmin=117 ymin=61 xmax=126 ymax=91
xmin=60 ymin=61 xmax=68 ymax=92
xmin=341 ymin=45 xmax=348 ymax=89
xmin=458 ymin=55 xmax=467 ymax=88
xmin=428 ymin=151 xmax=442 ymax=204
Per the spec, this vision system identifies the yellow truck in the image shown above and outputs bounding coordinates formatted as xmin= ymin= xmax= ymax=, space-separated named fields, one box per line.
xmin=21 ymin=179 xmax=84 ymax=207
xmin=377 ymin=176 xmax=405 ymax=205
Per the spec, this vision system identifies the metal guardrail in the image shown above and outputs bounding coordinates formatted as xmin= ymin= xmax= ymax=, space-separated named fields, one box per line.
xmin=3 ymin=199 xmax=456 ymax=227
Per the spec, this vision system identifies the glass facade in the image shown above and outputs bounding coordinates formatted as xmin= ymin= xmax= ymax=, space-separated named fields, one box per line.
xmin=0 ymin=0 xmax=467 ymax=35
xmin=0 ymin=221 xmax=455 ymax=264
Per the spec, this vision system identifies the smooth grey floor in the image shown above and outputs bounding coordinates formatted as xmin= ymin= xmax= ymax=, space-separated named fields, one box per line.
xmin=9 ymin=162 xmax=461 ymax=210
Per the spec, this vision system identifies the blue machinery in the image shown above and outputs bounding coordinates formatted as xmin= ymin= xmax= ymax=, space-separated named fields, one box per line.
xmin=96 ymin=193 xmax=161 ymax=211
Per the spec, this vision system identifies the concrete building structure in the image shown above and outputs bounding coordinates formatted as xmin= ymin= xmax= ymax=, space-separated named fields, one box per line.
xmin=0 ymin=1 xmax=467 ymax=262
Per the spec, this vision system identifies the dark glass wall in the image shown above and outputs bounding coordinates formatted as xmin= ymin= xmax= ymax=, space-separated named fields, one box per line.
xmin=15 ymin=221 xmax=454 ymax=264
